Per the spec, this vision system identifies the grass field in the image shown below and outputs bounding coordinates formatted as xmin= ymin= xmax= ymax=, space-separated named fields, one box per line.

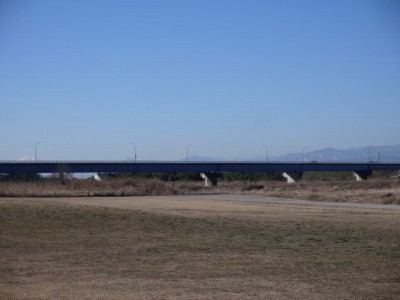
xmin=1 ymin=197 xmax=400 ymax=299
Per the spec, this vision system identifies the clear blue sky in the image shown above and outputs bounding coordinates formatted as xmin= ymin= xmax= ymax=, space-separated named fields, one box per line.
xmin=1 ymin=0 xmax=399 ymax=161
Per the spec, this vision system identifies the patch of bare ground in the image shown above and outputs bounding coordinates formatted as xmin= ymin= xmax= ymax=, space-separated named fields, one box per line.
xmin=1 ymin=197 xmax=400 ymax=299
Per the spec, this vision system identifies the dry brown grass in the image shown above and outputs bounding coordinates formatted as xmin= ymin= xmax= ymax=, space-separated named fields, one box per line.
xmin=239 ymin=178 xmax=400 ymax=205
xmin=0 ymin=178 xmax=176 ymax=197
xmin=0 ymin=176 xmax=399 ymax=205
xmin=1 ymin=197 xmax=400 ymax=299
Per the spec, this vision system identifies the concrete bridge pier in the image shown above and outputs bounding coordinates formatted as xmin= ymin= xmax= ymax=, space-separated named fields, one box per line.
xmin=353 ymin=170 xmax=372 ymax=181
xmin=390 ymin=170 xmax=400 ymax=179
xmin=282 ymin=172 xmax=303 ymax=184
xmin=200 ymin=172 xmax=221 ymax=187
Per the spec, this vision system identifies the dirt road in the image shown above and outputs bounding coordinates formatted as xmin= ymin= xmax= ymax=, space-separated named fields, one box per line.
xmin=4 ymin=194 xmax=398 ymax=217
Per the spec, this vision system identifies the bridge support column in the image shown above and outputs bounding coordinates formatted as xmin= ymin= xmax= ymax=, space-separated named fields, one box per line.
xmin=390 ymin=170 xmax=400 ymax=179
xmin=353 ymin=170 xmax=372 ymax=181
xmin=282 ymin=172 xmax=303 ymax=184
xmin=200 ymin=172 xmax=221 ymax=187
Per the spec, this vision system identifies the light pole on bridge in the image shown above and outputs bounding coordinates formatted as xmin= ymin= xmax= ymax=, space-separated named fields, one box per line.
xmin=186 ymin=145 xmax=191 ymax=162
xmin=131 ymin=143 xmax=137 ymax=163
xmin=262 ymin=145 xmax=269 ymax=162
xmin=301 ymin=147 xmax=308 ymax=162
xmin=35 ymin=142 xmax=40 ymax=162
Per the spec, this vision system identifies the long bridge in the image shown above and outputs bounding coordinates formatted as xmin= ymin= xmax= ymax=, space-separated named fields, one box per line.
xmin=1 ymin=161 xmax=400 ymax=185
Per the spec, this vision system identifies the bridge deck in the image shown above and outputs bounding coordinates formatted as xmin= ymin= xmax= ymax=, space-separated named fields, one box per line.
xmin=1 ymin=161 xmax=400 ymax=174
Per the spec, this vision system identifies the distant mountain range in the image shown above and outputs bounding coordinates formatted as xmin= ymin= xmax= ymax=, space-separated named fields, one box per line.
xmin=179 ymin=145 xmax=400 ymax=163
xmin=271 ymin=145 xmax=400 ymax=162
xmin=126 ymin=145 xmax=400 ymax=163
